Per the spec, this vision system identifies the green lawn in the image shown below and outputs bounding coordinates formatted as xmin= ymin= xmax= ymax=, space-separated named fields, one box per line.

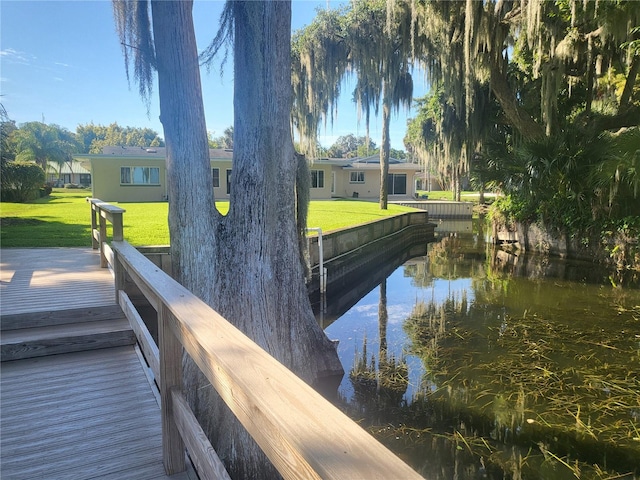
xmin=1 ymin=190 xmax=419 ymax=247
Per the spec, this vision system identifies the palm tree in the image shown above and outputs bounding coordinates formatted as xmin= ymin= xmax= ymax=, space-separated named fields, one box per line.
xmin=403 ymin=0 xmax=639 ymax=202
xmin=347 ymin=0 xmax=417 ymax=209
xmin=293 ymin=0 xmax=417 ymax=208
xmin=12 ymin=122 xmax=78 ymax=182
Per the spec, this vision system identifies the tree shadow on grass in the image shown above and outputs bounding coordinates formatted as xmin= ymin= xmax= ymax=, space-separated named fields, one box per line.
xmin=1 ymin=217 xmax=92 ymax=248
xmin=1 ymin=218 xmax=49 ymax=227
xmin=27 ymin=190 xmax=91 ymax=205
xmin=31 ymin=195 xmax=82 ymax=205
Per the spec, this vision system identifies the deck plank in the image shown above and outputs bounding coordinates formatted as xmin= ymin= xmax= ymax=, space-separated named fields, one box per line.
xmin=1 ymin=377 xmax=157 ymax=422
xmin=0 ymin=248 xmax=116 ymax=315
xmin=0 ymin=317 xmax=136 ymax=361
xmin=94 ymin=462 xmax=195 ymax=480
xmin=1 ymin=318 xmax=131 ymax=342
xmin=1 ymin=305 xmax=126 ymax=331
xmin=1 ymin=344 xmax=135 ymax=371
xmin=0 ymin=345 xmax=183 ymax=480
xmin=0 ymin=249 xmax=201 ymax=479
xmin=0 ymin=361 xmax=146 ymax=398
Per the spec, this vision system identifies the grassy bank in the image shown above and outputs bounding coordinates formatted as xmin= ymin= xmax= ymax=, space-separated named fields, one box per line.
xmin=0 ymin=189 xmax=419 ymax=247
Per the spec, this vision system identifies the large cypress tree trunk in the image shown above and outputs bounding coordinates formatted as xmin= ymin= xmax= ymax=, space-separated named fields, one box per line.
xmin=119 ymin=1 xmax=342 ymax=476
xmin=184 ymin=2 xmax=343 ymax=477
xmin=150 ymin=0 xmax=217 ymax=297
xmin=219 ymin=0 xmax=341 ymax=383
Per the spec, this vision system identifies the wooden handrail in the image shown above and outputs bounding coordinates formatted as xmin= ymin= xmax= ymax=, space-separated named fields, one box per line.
xmin=87 ymin=198 xmax=125 ymax=268
xmin=91 ymin=201 xmax=423 ymax=480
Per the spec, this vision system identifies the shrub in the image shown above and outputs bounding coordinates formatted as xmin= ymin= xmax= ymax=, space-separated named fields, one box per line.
xmin=40 ymin=184 xmax=53 ymax=197
xmin=489 ymin=194 xmax=536 ymax=226
xmin=0 ymin=161 xmax=46 ymax=202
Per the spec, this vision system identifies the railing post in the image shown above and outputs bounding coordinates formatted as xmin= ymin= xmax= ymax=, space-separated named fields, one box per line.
xmin=307 ymin=227 xmax=326 ymax=293
xmin=98 ymin=212 xmax=108 ymax=268
xmin=88 ymin=199 xmax=99 ymax=249
xmin=112 ymin=212 xmax=124 ymax=242
xmin=113 ymin=245 xmax=126 ymax=304
xmin=158 ymin=304 xmax=186 ymax=475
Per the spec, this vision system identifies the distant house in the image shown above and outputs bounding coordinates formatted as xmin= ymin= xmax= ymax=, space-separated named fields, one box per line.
xmin=324 ymin=155 xmax=422 ymax=200
xmin=46 ymin=161 xmax=92 ymax=187
xmin=75 ymin=147 xmax=422 ymax=202
xmin=76 ymin=146 xmax=233 ymax=202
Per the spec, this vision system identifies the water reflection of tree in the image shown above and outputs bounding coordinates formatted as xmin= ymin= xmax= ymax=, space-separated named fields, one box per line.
xmin=427 ymin=234 xmax=489 ymax=282
xmin=343 ymin=233 xmax=640 ymax=478
xmin=403 ymin=234 xmax=490 ymax=290
xmin=403 ymin=257 xmax=433 ymax=289
xmin=403 ymin=296 xmax=464 ymax=386
xmin=349 ymin=279 xmax=409 ymax=413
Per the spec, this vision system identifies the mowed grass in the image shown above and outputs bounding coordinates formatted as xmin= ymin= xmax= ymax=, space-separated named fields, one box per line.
xmin=1 ymin=189 xmax=418 ymax=247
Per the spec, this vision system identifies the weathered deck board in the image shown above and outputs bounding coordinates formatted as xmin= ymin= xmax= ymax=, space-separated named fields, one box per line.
xmin=0 ymin=248 xmax=116 ymax=315
xmin=0 ymin=345 xmax=192 ymax=480
xmin=1 ymin=374 xmax=157 ymax=424
xmin=0 ymin=344 xmax=138 ymax=380
xmin=1 ymin=304 xmax=125 ymax=330
xmin=0 ymin=249 xmax=198 ymax=479
xmin=0 ymin=316 xmax=136 ymax=361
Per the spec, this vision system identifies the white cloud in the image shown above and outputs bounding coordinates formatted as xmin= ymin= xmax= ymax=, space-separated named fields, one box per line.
xmin=353 ymin=303 xmax=378 ymax=316
xmin=0 ymin=48 xmax=34 ymax=64
xmin=387 ymin=304 xmax=413 ymax=324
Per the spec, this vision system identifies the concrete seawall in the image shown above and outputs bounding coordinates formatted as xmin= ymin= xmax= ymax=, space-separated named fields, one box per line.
xmin=307 ymin=212 xmax=436 ymax=298
xmin=307 ymin=211 xmax=434 ymax=266
xmin=136 ymin=212 xmax=436 ymax=300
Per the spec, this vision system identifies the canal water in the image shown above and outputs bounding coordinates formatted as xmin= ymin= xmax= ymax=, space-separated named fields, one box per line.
xmin=318 ymin=220 xmax=640 ymax=479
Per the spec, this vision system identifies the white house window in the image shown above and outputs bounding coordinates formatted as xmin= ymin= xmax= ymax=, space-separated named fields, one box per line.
xmin=212 ymin=168 xmax=220 ymax=188
xmin=311 ymin=170 xmax=324 ymax=188
xmin=120 ymin=167 xmax=160 ymax=185
xmin=349 ymin=171 xmax=365 ymax=183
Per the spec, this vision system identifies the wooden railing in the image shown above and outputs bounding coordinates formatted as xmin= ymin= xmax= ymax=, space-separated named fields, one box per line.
xmin=89 ymin=199 xmax=422 ymax=480
xmin=87 ymin=198 xmax=125 ymax=269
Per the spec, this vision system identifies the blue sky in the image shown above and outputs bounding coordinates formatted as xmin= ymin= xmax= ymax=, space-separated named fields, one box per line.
xmin=1 ymin=0 xmax=427 ymax=150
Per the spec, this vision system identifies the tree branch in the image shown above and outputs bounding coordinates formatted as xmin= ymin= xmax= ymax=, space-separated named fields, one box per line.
xmin=489 ymin=60 xmax=545 ymax=141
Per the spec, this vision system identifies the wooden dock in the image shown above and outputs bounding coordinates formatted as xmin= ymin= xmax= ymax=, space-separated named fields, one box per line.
xmin=0 ymin=248 xmax=116 ymax=315
xmin=1 ymin=201 xmax=424 ymax=479
xmin=0 ymin=248 xmax=194 ymax=479
xmin=390 ymin=199 xmax=473 ymax=218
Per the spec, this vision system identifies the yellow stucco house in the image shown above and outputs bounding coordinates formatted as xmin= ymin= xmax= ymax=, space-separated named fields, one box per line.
xmin=76 ymin=147 xmax=421 ymax=202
